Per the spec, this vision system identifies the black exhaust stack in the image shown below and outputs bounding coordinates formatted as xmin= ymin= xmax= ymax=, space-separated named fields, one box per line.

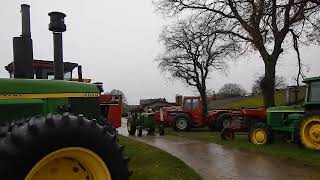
xmin=48 ymin=12 xmax=66 ymax=80
xmin=13 ymin=4 xmax=34 ymax=79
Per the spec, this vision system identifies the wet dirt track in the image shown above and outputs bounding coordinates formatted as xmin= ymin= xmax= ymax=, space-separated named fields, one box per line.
xmin=118 ymin=119 xmax=320 ymax=180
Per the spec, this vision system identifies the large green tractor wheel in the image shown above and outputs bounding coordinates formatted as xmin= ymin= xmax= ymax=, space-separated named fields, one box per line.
xmin=173 ymin=114 xmax=191 ymax=131
xmin=98 ymin=116 xmax=117 ymax=135
xmin=0 ymin=113 xmax=129 ymax=180
xmin=300 ymin=114 xmax=320 ymax=150
xmin=249 ymin=123 xmax=271 ymax=145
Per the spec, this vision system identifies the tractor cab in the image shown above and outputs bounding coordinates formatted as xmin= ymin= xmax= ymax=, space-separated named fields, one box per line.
xmin=5 ymin=60 xmax=91 ymax=83
xmin=303 ymin=76 xmax=320 ymax=112
xmin=181 ymin=96 xmax=206 ymax=127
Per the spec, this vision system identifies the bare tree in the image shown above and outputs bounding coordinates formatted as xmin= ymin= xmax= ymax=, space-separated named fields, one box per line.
xmin=157 ymin=16 xmax=238 ymax=117
xmin=218 ymin=83 xmax=247 ymax=97
xmin=154 ymin=0 xmax=320 ymax=107
xmin=109 ymin=89 xmax=128 ymax=104
xmin=252 ymin=75 xmax=287 ymax=95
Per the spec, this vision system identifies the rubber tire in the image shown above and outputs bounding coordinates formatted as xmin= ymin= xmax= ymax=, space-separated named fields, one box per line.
xmin=215 ymin=113 xmax=232 ymax=131
xmin=98 ymin=116 xmax=117 ymax=135
xmin=221 ymin=128 xmax=235 ymax=141
xmin=0 ymin=113 xmax=129 ymax=180
xmin=173 ymin=114 xmax=191 ymax=131
xmin=249 ymin=123 xmax=271 ymax=145
xmin=127 ymin=118 xmax=137 ymax=136
xmin=247 ymin=120 xmax=267 ymax=142
xmin=299 ymin=113 xmax=320 ymax=150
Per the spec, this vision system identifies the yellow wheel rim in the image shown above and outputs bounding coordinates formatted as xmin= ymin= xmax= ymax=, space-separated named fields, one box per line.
xmin=300 ymin=116 xmax=320 ymax=150
xmin=252 ymin=128 xmax=267 ymax=144
xmin=25 ymin=147 xmax=112 ymax=180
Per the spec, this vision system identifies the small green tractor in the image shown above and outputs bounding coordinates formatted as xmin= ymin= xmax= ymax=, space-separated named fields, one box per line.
xmin=0 ymin=5 xmax=129 ymax=179
xmin=127 ymin=109 xmax=164 ymax=137
xmin=249 ymin=76 xmax=320 ymax=150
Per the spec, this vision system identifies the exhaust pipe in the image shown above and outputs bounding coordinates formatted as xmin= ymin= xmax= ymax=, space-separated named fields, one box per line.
xmin=77 ymin=65 xmax=83 ymax=82
xmin=48 ymin=12 xmax=66 ymax=80
xmin=13 ymin=4 xmax=34 ymax=79
xmin=21 ymin=4 xmax=31 ymax=37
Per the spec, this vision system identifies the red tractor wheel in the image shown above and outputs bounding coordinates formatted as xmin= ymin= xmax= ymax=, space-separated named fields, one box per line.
xmin=215 ymin=113 xmax=232 ymax=131
xmin=173 ymin=114 xmax=191 ymax=131
xmin=221 ymin=128 xmax=235 ymax=140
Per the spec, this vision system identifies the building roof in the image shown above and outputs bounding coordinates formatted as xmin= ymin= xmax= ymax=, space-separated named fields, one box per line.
xmin=5 ymin=60 xmax=78 ymax=73
xmin=140 ymin=98 xmax=167 ymax=106
xmin=303 ymin=76 xmax=320 ymax=83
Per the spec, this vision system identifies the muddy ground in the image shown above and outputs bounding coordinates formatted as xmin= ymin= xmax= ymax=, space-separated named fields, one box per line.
xmin=118 ymin=119 xmax=320 ymax=180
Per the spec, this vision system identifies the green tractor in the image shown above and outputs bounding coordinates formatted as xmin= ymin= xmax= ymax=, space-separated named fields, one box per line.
xmin=127 ymin=108 xmax=164 ymax=137
xmin=249 ymin=76 xmax=320 ymax=150
xmin=0 ymin=5 xmax=129 ymax=180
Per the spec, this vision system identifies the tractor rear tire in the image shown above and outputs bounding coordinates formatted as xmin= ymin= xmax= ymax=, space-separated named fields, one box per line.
xmin=98 ymin=116 xmax=117 ymax=135
xmin=0 ymin=113 xmax=129 ymax=180
xmin=221 ymin=128 xmax=235 ymax=140
xmin=249 ymin=123 xmax=271 ymax=145
xmin=173 ymin=114 xmax=191 ymax=131
xmin=299 ymin=114 xmax=320 ymax=150
xmin=215 ymin=113 xmax=232 ymax=131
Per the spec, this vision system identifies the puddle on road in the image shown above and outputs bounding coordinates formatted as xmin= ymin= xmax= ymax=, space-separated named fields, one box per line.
xmin=118 ymin=120 xmax=320 ymax=180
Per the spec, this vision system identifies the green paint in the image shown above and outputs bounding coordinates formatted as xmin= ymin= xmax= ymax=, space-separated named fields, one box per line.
xmin=0 ymin=99 xmax=45 ymax=123
xmin=0 ymin=78 xmax=99 ymax=94
xmin=139 ymin=113 xmax=156 ymax=127
xmin=0 ymin=78 xmax=100 ymax=123
xmin=266 ymin=76 xmax=320 ymax=137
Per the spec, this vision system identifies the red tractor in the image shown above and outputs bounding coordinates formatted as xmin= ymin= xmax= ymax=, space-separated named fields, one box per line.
xmin=154 ymin=96 xmax=228 ymax=131
xmin=218 ymin=109 xmax=267 ymax=140
xmin=99 ymin=93 xmax=123 ymax=128
xmin=154 ymin=96 xmax=268 ymax=134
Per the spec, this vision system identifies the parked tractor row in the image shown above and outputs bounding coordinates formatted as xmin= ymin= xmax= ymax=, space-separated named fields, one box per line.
xmin=150 ymin=96 xmax=266 ymax=134
xmin=219 ymin=77 xmax=320 ymax=150
xmin=131 ymin=76 xmax=319 ymax=151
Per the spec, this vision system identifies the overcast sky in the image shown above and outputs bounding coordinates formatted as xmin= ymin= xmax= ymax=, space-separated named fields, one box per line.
xmin=0 ymin=0 xmax=319 ymax=104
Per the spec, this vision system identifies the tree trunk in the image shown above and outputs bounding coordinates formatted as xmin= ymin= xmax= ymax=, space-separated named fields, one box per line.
xmin=260 ymin=59 xmax=276 ymax=108
xmin=199 ymin=87 xmax=208 ymax=120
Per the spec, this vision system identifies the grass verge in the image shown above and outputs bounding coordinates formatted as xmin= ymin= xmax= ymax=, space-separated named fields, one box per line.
xmin=119 ymin=136 xmax=202 ymax=180
xmin=165 ymin=128 xmax=320 ymax=165
xmin=221 ymin=89 xmax=305 ymax=109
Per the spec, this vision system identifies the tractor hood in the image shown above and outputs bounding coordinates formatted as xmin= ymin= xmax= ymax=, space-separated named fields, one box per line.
xmin=0 ymin=78 xmax=99 ymax=94
xmin=267 ymin=105 xmax=305 ymax=113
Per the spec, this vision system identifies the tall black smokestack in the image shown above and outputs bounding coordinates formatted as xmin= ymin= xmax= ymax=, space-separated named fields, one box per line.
xmin=48 ymin=12 xmax=66 ymax=80
xmin=13 ymin=4 xmax=34 ymax=79
xmin=21 ymin=4 xmax=31 ymax=37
